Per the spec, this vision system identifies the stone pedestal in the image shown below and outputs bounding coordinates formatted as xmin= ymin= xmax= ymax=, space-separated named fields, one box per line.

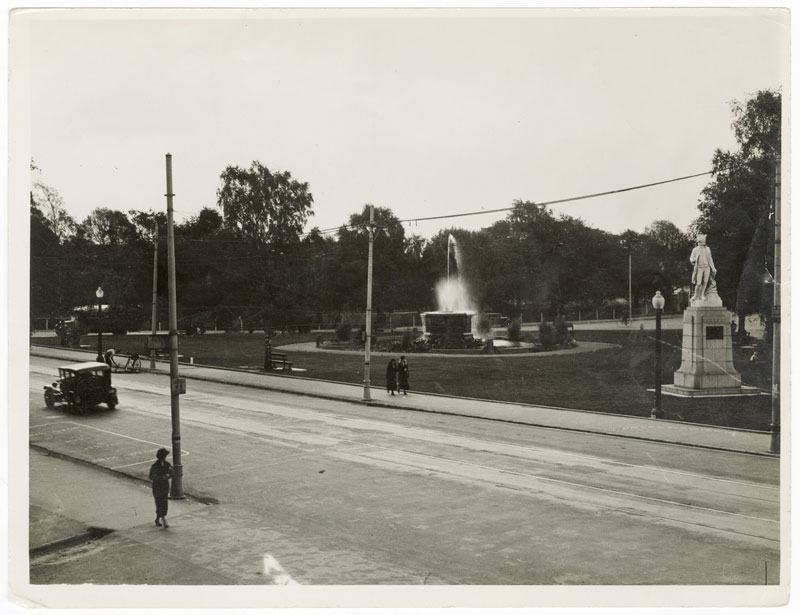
xmin=663 ymin=305 xmax=743 ymax=397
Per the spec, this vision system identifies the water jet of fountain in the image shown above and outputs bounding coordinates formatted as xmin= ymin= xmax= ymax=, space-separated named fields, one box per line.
xmin=439 ymin=234 xmax=474 ymax=312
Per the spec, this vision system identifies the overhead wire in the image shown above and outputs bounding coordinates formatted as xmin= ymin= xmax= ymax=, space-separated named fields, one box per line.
xmin=304 ymin=170 xmax=712 ymax=237
xmin=33 ymin=170 xmax=715 ymax=275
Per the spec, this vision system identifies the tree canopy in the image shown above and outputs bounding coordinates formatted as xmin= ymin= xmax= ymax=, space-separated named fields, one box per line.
xmin=692 ymin=89 xmax=780 ymax=321
xmin=216 ymin=161 xmax=314 ymax=248
xmin=30 ymin=90 xmax=780 ymax=330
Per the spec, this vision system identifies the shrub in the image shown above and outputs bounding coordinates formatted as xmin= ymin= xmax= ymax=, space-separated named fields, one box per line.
xmin=335 ymin=321 xmax=352 ymax=342
xmin=54 ymin=320 xmax=82 ymax=348
xmin=507 ymin=317 xmax=522 ymax=342
xmin=475 ymin=313 xmax=492 ymax=337
xmin=555 ymin=316 xmax=571 ymax=345
xmin=539 ymin=321 xmax=557 ymax=349
xmin=401 ymin=330 xmax=414 ymax=351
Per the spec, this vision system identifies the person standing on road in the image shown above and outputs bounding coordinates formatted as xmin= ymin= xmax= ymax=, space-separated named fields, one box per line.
xmin=386 ymin=358 xmax=399 ymax=395
xmin=398 ymin=356 xmax=410 ymax=396
xmin=149 ymin=448 xmax=173 ymax=528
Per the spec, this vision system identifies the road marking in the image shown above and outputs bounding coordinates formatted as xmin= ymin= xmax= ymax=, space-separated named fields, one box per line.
xmin=263 ymin=554 xmax=299 ymax=585
xmin=30 ymin=422 xmax=82 ymax=434
xmin=111 ymin=459 xmax=158 ymax=470
xmin=30 ymin=421 xmax=192 ymax=471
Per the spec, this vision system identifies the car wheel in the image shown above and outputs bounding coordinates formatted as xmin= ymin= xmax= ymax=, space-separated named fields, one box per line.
xmin=44 ymin=391 xmax=55 ymax=409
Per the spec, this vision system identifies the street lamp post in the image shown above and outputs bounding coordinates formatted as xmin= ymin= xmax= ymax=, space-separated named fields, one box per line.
xmin=651 ymin=290 xmax=665 ymax=419
xmin=363 ymin=205 xmax=375 ymax=402
xmin=95 ymin=286 xmax=104 ymax=362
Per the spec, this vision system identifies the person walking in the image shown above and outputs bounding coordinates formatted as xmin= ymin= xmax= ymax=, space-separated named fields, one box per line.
xmin=398 ymin=356 xmax=410 ymax=396
xmin=386 ymin=358 xmax=399 ymax=395
xmin=149 ymin=448 xmax=173 ymax=528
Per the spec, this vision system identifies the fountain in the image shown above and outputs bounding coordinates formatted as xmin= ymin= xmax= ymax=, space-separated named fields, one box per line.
xmin=421 ymin=235 xmax=478 ymax=348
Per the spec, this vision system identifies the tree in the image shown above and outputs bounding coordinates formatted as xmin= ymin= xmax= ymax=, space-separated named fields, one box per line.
xmin=216 ymin=161 xmax=314 ymax=248
xmin=491 ymin=202 xmax=624 ymax=319
xmin=30 ymin=204 xmax=63 ymax=320
xmin=331 ymin=205 xmax=413 ymax=315
xmin=692 ymin=89 xmax=780 ymax=327
xmin=30 ymin=162 xmax=76 ymax=241
xmin=644 ymin=220 xmax=691 ymax=257
xmin=643 ymin=220 xmax=692 ymax=293
xmin=172 ymin=208 xmax=240 ymax=329
xmin=78 ymin=208 xmax=139 ymax=245
xmin=186 ymin=207 xmax=223 ymax=236
xmin=552 ymin=217 xmax=620 ymax=316
xmin=128 ymin=209 xmax=168 ymax=243
xmin=499 ymin=201 xmax=561 ymax=316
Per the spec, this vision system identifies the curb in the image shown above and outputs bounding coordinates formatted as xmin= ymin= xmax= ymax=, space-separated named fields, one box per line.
xmin=29 ymin=527 xmax=115 ymax=557
xmin=29 ymin=444 xmax=221 ymax=506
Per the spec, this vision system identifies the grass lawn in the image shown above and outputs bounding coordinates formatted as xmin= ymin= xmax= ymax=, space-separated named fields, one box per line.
xmin=35 ymin=328 xmax=773 ymax=431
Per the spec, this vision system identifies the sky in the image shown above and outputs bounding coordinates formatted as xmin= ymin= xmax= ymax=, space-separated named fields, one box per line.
xmin=13 ymin=5 xmax=790 ymax=240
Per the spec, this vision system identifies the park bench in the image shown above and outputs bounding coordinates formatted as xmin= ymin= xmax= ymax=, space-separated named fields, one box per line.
xmin=269 ymin=352 xmax=293 ymax=371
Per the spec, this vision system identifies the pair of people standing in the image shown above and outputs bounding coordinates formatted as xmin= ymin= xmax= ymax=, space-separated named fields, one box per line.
xmin=386 ymin=356 xmax=410 ymax=396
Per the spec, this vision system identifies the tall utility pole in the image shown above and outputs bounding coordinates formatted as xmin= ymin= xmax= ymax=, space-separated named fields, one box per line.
xmin=150 ymin=223 xmax=159 ymax=370
xmin=165 ymin=154 xmax=185 ymax=498
xmin=362 ymin=205 xmax=375 ymax=402
xmin=770 ymin=130 xmax=781 ymax=454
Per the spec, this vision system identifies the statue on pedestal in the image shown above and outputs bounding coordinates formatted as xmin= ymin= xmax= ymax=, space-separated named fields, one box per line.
xmin=661 ymin=232 xmax=759 ymax=397
xmin=690 ymin=234 xmax=718 ymax=304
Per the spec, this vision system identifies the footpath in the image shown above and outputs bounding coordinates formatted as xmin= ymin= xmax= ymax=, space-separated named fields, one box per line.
xmin=30 ymin=344 xmax=776 ymax=457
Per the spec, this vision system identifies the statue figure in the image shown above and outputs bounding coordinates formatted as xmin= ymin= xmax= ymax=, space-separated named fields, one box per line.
xmin=690 ymin=234 xmax=717 ymax=302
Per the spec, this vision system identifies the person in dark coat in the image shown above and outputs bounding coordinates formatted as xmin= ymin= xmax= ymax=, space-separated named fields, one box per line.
xmin=386 ymin=358 xmax=399 ymax=395
xmin=149 ymin=448 xmax=173 ymax=528
xmin=398 ymin=356 xmax=410 ymax=396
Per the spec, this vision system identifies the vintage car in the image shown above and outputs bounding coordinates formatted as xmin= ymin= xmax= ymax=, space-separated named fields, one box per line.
xmin=43 ymin=362 xmax=119 ymax=414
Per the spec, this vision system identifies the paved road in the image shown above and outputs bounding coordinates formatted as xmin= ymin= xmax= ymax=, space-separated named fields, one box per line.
xmin=29 ymin=343 xmax=777 ymax=456
xmin=26 ymin=354 xmax=780 ymax=591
